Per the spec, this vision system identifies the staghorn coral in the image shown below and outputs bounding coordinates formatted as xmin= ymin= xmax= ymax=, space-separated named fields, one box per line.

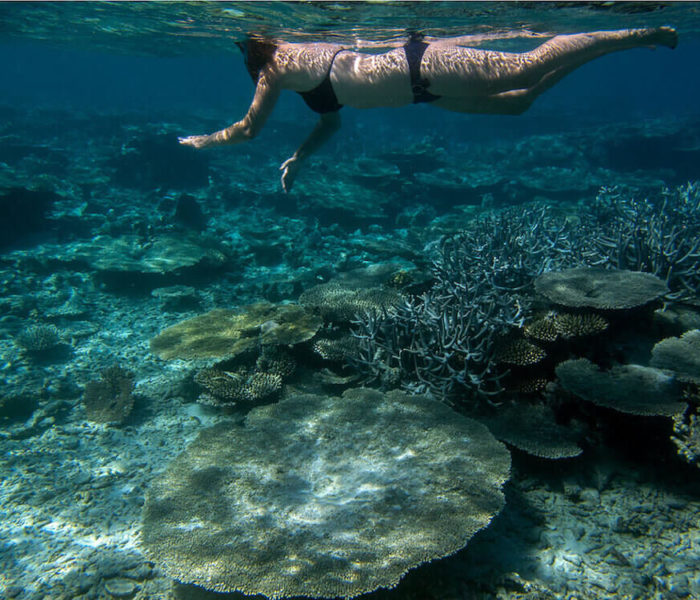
xmin=556 ymin=358 xmax=686 ymax=417
xmin=581 ymin=183 xmax=700 ymax=299
xmin=351 ymin=194 xmax=699 ymax=404
xmin=351 ymin=204 xmax=574 ymax=401
xmin=141 ymin=388 xmax=510 ymax=599
xmin=150 ymin=302 xmax=322 ymax=362
xmin=83 ymin=365 xmax=135 ymax=424
xmin=535 ymin=268 xmax=668 ymax=310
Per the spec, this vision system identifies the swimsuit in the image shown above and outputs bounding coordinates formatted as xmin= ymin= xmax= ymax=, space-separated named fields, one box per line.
xmin=238 ymin=34 xmax=440 ymax=115
xmin=298 ymin=49 xmax=345 ymax=114
xmin=404 ymin=35 xmax=441 ymax=104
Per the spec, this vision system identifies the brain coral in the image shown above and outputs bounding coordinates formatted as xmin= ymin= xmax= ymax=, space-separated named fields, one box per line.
xmin=535 ymin=268 xmax=668 ymax=310
xmin=141 ymin=388 xmax=511 ymax=599
xmin=149 ymin=302 xmax=322 ymax=361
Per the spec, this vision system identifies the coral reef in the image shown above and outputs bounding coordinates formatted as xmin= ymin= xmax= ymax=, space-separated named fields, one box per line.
xmin=300 ymin=282 xmax=403 ymax=322
xmin=149 ymin=302 xmax=322 ymax=362
xmin=556 ymin=358 xmax=687 ymax=417
xmin=351 ymin=204 xmax=574 ymax=400
xmin=141 ymin=388 xmax=510 ymax=598
xmin=671 ymin=404 xmax=700 ymax=468
xmin=83 ymin=365 xmax=135 ymax=424
xmin=534 ymin=268 xmax=668 ymax=310
xmin=525 ymin=312 xmax=609 ymax=342
xmin=495 ymin=338 xmax=547 ymax=366
xmin=194 ymin=367 xmax=282 ymax=406
xmin=312 ymin=336 xmax=360 ymax=363
xmin=552 ymin=312 xmax=609 ymax=339
xmin=650 ymin=329 xmax=700 ymax=383
xmin=581 ymin=183 xmax=700 ymax=299
xmin=255 ymin=345 xmax=296 ymax=379
xmin=477 ymin=402 xmax=583 ymax=459
xmin=15 ymin=324 xmax=62 ymax=354
xmin=68 ymin=233 xmax=230 ymax=277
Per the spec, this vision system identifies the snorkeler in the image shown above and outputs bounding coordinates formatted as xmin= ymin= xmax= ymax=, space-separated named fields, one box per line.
xmin=179 ymin=27 xmax=678 ymax=192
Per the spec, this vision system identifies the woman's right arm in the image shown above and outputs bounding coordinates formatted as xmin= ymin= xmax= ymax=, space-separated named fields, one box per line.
xmin=179 ymin=67 xmax=281 ymax=148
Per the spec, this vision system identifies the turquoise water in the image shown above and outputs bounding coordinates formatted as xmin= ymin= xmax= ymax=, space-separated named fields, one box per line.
xmin=1 ymin=2 xmax=700 ymax=600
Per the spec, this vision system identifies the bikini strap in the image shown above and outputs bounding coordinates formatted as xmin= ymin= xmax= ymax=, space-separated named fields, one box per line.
xmin=404 ymin=34 xmax=440 ymax=104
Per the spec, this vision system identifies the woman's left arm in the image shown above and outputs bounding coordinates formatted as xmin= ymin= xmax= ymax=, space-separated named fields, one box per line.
xmin=280 ymin=111 xmax=341 ymax=193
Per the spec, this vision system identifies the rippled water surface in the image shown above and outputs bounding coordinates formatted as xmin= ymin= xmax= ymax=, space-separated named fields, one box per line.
xmin=3 ymin=1 xmax=700 ymax=54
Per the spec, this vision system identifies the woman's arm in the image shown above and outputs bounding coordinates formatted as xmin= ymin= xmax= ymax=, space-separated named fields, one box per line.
xmin=280 ymin=111 xmax=341 ymax=193
xmin=179 ymin=68 xmax=281 ymax=149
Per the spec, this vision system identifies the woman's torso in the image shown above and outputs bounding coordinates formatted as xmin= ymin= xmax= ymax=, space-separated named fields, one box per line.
xmin=274 ymin=42 xmax=414 ymax=109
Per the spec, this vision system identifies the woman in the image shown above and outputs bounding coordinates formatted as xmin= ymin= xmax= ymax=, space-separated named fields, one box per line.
xmin=179 ymin=28 xmax=677 ymax=192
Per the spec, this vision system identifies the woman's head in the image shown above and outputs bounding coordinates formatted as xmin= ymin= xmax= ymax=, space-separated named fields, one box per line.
xmin=237 ymin=36 xmax=277 ymax=82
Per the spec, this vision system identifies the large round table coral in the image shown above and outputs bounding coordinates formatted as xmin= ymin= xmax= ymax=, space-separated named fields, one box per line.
xmin=534 ymin=267 xmax=668 ymax=310
xmin=141 ymin=388 xmax=511 ymax=599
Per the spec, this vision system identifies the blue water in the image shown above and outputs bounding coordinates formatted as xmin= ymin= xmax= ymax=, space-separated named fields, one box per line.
xmin=2 ymin=2 xmax=700 ymax=600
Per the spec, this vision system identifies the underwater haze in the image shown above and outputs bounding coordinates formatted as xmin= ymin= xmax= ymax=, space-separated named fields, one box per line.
xmin=2 ymin=2 xmax=700 ymax=600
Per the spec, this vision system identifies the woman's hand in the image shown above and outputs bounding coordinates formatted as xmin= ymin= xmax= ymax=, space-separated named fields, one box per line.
xmin=178 ymin=134 xmax=212 ymax=149
xmin=280 ymin=155 xmax=302 ymax=193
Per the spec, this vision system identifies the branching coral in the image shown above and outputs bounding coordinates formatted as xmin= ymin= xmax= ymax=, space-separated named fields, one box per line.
xmin=351 ymin=204 xmax=576 ymax=401
xmin=580 ymin=183 xmax=700 ymax=299
xmin=348 ymin=183 xmax=700 ymax=406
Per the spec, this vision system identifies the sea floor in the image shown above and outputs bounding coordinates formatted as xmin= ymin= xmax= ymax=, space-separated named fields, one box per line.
xmin=1 ymin=106 xmax=700 ymax=599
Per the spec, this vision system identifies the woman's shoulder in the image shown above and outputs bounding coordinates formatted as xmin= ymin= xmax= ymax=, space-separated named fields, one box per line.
xmin=275 ymin=41 xmax=347 ymax=61
xmin=272 ymin=42 xmax=349 ymax=88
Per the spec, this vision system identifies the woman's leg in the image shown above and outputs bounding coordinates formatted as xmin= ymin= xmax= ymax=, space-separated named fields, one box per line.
xmin=425 ymin=27 xmax=677 ymax=103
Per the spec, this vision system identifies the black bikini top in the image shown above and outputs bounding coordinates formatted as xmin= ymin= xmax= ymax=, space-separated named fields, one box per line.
xmin=298 ymin=49 xmax=345 ymax=114
xmin=238 ymin=38 xmax=344 ymax=114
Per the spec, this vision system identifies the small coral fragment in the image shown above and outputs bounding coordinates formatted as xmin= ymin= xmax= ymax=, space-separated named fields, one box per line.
xmin=83 ymin=365 xmax=135 ymax=424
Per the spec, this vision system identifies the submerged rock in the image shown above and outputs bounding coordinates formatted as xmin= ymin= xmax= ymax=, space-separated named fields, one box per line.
xmin=141 ymin=388 xmax=511 ymax=598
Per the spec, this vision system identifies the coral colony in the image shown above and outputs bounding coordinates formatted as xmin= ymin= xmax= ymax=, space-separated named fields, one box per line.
xmin=352 ymin=185 xmax=700 ymax=403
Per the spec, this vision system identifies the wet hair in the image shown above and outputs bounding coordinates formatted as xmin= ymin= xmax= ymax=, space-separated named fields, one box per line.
xmin=236 ymin=37 xmax=277 ymax=82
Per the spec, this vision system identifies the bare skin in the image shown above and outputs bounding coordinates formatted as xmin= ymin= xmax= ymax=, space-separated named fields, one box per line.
xmin=179 ymin=27 xmax=677 ymax=192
